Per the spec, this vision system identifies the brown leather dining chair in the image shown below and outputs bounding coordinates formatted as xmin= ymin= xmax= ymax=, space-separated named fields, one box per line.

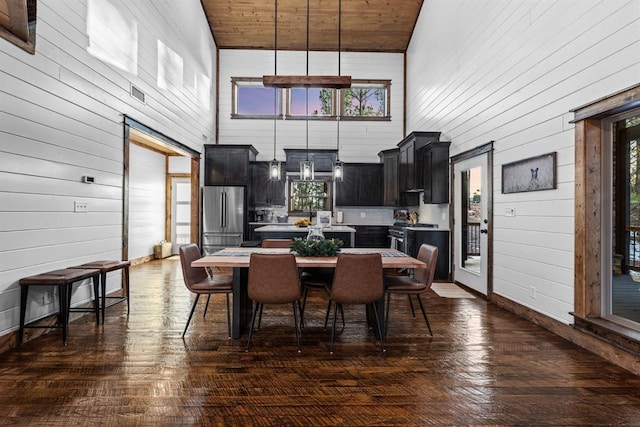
xmin=384 ymin=243 xmax=438 ymax=336
xmin=328 ymin=253 xmax=385 ymax=354
xmin=246 ymin=253 xmax=303 ymax=352
xmin=179 ymin=244 xmax=233 ymax=338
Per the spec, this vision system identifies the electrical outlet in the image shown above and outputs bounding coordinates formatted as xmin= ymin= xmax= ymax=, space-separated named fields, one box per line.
xmin=74 ymin=201 xmax=88 ymax=213
xmin=529 ymin=286 xmax=536 ymax=299
xmin=505 ymin=207 xmax=516 ymax=217
xmin=360 ymin=212 xmax=366 ymax=218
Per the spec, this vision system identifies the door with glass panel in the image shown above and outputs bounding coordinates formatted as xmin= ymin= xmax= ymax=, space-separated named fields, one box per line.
xmin=606 ymin=112 xmax=640 ymax=329
xmin=453 ymin=152 xmax=489 ymax=295
xmin=171 ymin=178 xmax=191 ymax=255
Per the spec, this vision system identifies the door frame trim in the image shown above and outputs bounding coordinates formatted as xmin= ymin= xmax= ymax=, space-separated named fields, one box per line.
xmin=450 ymin=142 xmax=494 ymax=297
xmin=122 ymin=116 xmax=201 ymax=262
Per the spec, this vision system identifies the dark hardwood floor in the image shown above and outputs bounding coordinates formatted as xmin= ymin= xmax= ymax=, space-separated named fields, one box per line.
xmin=2 ymin=257 xmax=640 ymax=425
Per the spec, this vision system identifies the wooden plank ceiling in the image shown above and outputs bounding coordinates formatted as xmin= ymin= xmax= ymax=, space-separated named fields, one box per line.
xmin=201 ymin=0 xmax=424 ymax=53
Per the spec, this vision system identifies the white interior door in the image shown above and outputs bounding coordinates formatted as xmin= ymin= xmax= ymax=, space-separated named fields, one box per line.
xmin=454 ymin=153 xmax=489 ymax=295
xmin=171 ymin=178 xmax=191 ymax=254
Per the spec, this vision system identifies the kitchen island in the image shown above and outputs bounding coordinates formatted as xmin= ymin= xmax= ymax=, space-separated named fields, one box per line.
xmin=254 ymin=224 xmax=356 ymax=247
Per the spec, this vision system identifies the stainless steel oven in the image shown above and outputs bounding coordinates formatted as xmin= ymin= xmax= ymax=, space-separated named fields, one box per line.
xmin=388 ymin=222 xmax=438 ymax=254
xmin=388 ymin=223 xmax=406 ymax=252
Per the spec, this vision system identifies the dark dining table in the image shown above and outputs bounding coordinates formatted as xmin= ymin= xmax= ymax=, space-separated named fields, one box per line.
xmin=192 ymin=247 xmax=426 ymax=339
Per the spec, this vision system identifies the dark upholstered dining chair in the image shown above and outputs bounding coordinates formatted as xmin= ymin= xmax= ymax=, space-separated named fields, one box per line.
xmin=246 ymin=253 xmax=303 ymax=352
xmin=384 ymin=243 xmax=438 ymax=336
xmin=261 ymin=238 xmax=294 ymax=248
xmin=179 ymin=244 xmax=233 ymax=338
xmin=328 ymin=253 xmax=385 ymax=354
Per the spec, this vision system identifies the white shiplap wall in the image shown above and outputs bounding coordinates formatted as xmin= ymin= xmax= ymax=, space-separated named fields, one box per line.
xmin=218 ymin=50 xmax=405 ymax=163
xmin=0 ymin=0 xmax=215 ymax=336
xmin=128 ymin=144 xmax=166 ymax=260
xmin=407 ymin=0 xmax=640 ymax=323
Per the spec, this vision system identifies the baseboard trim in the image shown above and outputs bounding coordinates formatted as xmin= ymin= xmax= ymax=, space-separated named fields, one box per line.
xmin=491 ymin=293 xmax=640 ymax=376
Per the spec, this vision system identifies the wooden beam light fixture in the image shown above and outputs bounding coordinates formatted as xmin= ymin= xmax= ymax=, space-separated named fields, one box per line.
xmin=262 ymin=75 xmax=351 ymax=89
xmin=262 ymin=0 xmax=351 ymax=89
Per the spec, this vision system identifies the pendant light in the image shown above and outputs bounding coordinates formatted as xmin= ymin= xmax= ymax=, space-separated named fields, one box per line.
xmin=268 ymin=0 xmax=281 ymax=181
xmin=299 ymin=0 xmax=314 ymax=181
xmin=332 ymin=0 xmax=344 ymax=182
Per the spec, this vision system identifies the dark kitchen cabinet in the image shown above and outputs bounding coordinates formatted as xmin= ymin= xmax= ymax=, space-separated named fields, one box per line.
xmin=355 ymin=225 xmax=389 ymax=248
xmin=250 ymin=162 xmax=286 ymax=206
xmin=284 ymin=149 xmax=337 ymax=173
xmin=421 ymin=142 xmax=450 ymax=204
xmin=405 ymin=229 xmax=450 ymax=281
xmin=397 ymin=131 xmax=441 ymax=192
xmin=379 ymin=148 xmax=399 ymax=206
xmin=335 ymin=163 xmax=383 ymax=206
xmin=204 ymin=145 xmax=257 ymax=186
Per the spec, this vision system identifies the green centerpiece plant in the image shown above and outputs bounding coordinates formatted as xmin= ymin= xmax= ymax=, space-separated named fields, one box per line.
xmin=289 ymin=238 xmax=343 ymax=256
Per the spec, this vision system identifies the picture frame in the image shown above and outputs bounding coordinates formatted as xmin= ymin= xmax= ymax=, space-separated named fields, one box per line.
xmin=316 ymin=210 xmax=332 ymax=227
xmin=502 ymin=152 xmax=557 ymax=194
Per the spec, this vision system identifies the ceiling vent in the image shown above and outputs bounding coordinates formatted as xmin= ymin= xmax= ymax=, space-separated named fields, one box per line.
xmin=130 ymin=85 xmax=145 ymax=104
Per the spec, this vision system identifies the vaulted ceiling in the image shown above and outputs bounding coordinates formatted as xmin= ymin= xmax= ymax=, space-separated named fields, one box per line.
xmin=200 ymin=0 xmax=424 ymax=53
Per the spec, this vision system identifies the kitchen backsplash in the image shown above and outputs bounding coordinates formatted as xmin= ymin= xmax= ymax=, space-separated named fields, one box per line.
xmin=258 ymin=203 xmax=449 ymax=228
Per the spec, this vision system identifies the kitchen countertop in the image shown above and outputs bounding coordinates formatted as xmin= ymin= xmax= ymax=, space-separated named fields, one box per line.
xmin=249 ymin=221 xmax=392 ymax=227
xmin=254 ymin=225 xmax=356 ymax=233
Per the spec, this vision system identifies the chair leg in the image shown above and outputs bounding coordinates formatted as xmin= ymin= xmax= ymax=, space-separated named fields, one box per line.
xmin=182 ymin=294 xmax=200 ymax=338
xmin=300 ymin=287 xmax=308 ymax=328
xmin=257 ymin=303 xmax=264 ymax=329
xmin=324 ymin=300 xmax=344 ymax=329
xmin=329 ymin=302 xmax=341 ymax=355
xmin=384 ymin=292 xmax=391 ymax=334
xmin=203 ymin=295 xmax=211 ymax=318
xmin=416 ymin=295 xmax=433 ymax=336
xmin=225 ymin=293 xmax=231 ymax=338
xmin=245 ymin=301 xmax=261 ymax=352
xmin=292 ymin=302 xmax=301 ymax=353
xmin=371 ymin=302 xmax=386 ymax=353
xmin=408 ymin=295 xmax=416 ymax=318
xmin=323 ymin=299 xmax=332 ymax=329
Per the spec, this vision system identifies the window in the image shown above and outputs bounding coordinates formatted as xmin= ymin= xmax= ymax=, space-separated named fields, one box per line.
xmin=288 ymin=88 xmax=335 ymax=117
xmin=232 ymin=78 xmax=280 ymax=118
xmin=289 ymin=180 xmax=332 ymax=214
xmin=231 ymin=78 xmax=390 ymax=120
xmin=341 ymin=80 xmax=390 ymax=119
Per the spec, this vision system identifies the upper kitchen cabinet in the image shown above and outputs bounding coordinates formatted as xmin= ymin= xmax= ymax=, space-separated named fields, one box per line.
xmin=421 ymin=142 xmax=450 ymax=204
xmin=284 ymin=149 xmax=337 ymax=173
xmin=397 ymin=131 xmax=441 ymax=192
xmin=250 ymin=161 xmax=286 ymax=206
xmin=335 ymin=163 xmax=383 ymax=206
xmin=379 ymin=148 xmax=399 ymax=207
xmin=204 ymin=145 xmax=258 ymax=186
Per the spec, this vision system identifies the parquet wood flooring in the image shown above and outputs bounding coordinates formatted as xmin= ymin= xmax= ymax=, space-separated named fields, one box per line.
xmin=1 ymin=258 xmax=640 ymax=425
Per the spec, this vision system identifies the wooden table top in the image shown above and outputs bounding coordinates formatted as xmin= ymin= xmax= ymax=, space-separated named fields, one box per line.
xmin=192 ymin=248 xmax=425 ymax=269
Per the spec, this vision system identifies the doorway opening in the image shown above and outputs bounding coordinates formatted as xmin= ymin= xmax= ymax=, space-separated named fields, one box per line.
xmin=606 ymin=112 xmax=640 ymax=329
xmin=123 ymin=117 xmax=200 ymax=263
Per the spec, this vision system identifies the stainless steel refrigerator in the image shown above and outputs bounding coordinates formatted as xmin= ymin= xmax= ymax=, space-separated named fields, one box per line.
xmin=202 ymin=186 xmax=245 ymax=255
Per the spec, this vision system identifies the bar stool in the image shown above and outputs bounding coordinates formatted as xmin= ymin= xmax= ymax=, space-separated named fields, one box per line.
xmin=19 ymin=268 xmax=100 ymax=345
xmin=68 ymin=260 xmax=130 ymax=324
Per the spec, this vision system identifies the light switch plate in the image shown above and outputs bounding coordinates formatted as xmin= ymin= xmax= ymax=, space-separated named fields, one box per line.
xmin=505 ymin=207 xmax=516 ymax=217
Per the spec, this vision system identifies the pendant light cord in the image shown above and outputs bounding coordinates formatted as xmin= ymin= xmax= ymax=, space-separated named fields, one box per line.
xmin=273 ymin=0 xmax=278 ymax=160
xmin=305 ymin=0 xmax=310 ymax=162
xmin=336 ymin=0 xmax=341 ymax=162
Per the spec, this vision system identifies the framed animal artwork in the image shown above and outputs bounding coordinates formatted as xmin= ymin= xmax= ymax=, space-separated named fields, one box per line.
xmin=501 ymin=152 xmax=557 ymax=194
